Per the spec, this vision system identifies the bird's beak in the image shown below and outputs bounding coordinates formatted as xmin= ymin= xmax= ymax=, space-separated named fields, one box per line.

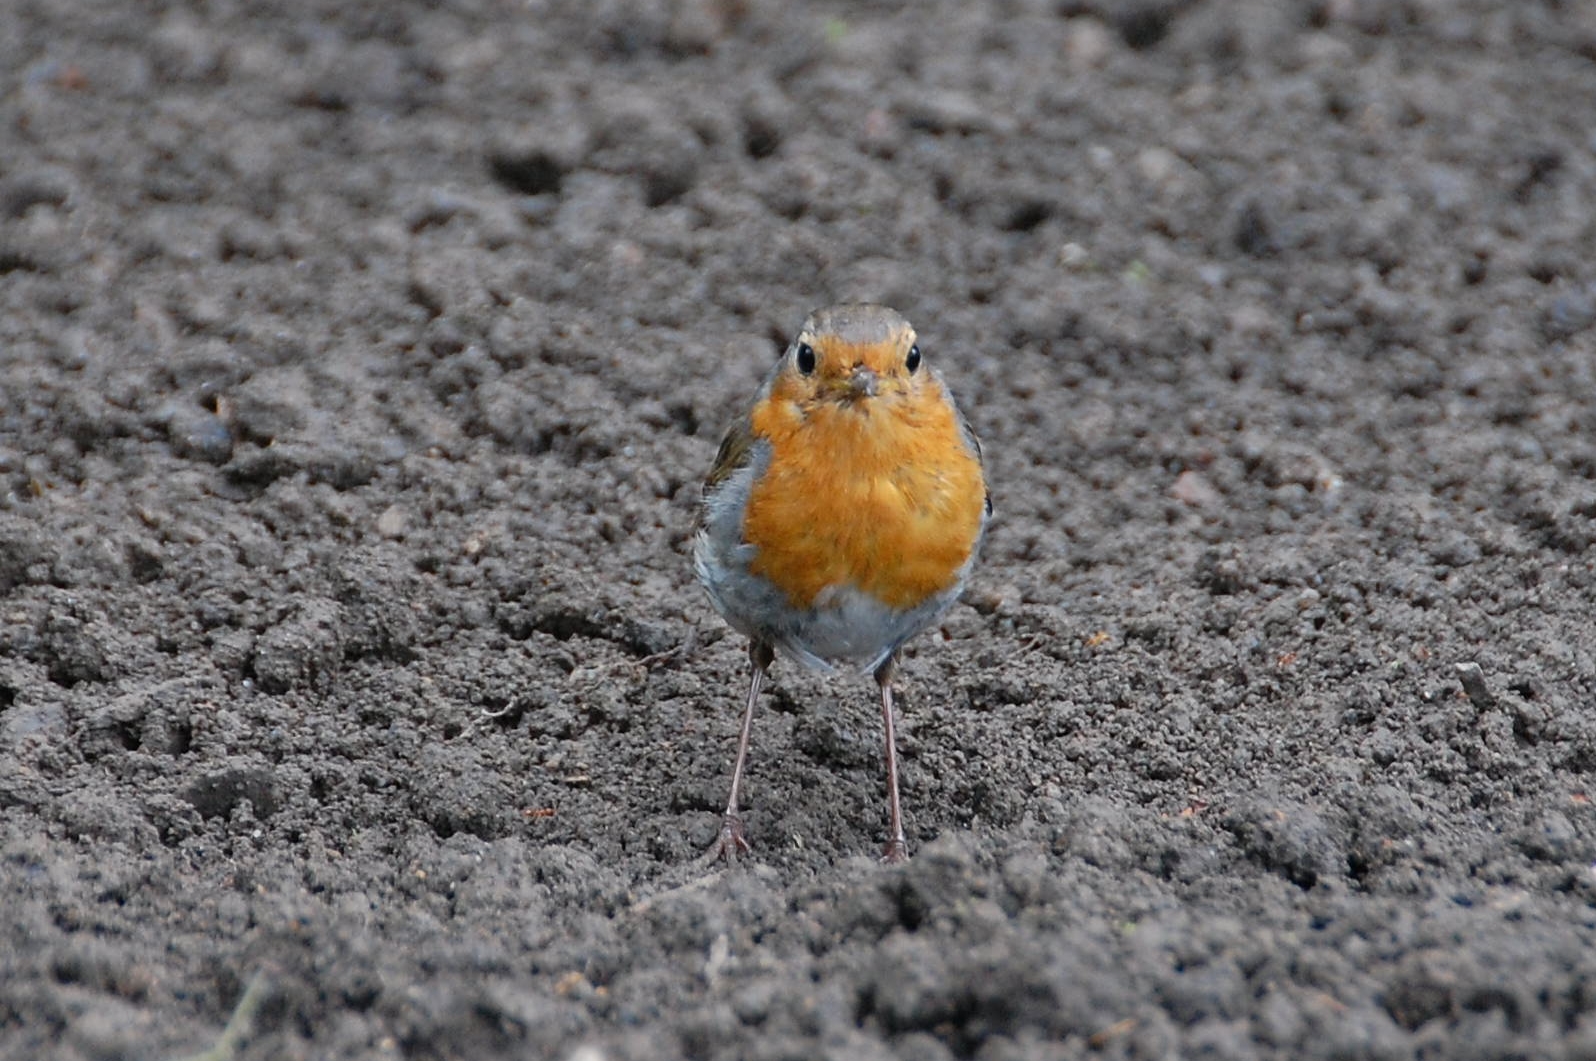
xmin=848 ymin=365 xmax=879 ymax=400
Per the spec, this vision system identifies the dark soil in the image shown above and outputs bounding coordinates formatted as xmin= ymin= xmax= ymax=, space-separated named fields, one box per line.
xmin=5 ymin=1 xmax=1596 ymax=1058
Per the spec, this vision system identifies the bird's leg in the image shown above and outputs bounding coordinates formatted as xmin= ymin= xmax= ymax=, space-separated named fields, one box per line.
xmin=704 ymin=639 xmax=774 ymax=865
xmin=875 ymin=655 xmax=909 ymax=863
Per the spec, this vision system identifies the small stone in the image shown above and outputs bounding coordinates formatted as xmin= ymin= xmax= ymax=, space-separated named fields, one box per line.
xmin=1170 ymin=470 xmax=1221 ymax=507
xmin=156 ymin=401 xmax=234 ymax=465
xmin=1063 ymin=17 xmax=1115 ymax=69
xmin=1455 ymin=662 xmax=1495 ymax=710
xmin=376 ymin=504 xmax=408 ymax=538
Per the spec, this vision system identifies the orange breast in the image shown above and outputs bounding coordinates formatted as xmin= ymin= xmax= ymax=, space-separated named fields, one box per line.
xmin=742 ymin=382 xmax=985 ymax=612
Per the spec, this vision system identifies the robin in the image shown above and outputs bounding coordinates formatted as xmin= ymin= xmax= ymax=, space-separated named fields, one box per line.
xmin=694 ymin=303 xmax=990 ymax=863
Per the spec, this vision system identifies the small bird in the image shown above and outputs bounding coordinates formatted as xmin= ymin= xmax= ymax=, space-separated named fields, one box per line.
xmin=694 ymin=303 xmax=989 ymax=862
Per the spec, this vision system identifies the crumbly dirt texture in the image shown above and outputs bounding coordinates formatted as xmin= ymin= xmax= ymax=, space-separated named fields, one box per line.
xmin=5 ymin=2 xmax=1596 ymax=1059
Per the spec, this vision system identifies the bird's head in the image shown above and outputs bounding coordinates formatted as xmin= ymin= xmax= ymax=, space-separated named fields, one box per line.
xmin=771 ymin=303 xmax=926 ymax=410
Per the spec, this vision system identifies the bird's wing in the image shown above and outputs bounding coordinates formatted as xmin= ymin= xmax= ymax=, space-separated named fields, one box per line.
xmin=957 ymin=409 xmax=992 ymax=518
xmin=698 ymin=413 xmax=758 ymax=523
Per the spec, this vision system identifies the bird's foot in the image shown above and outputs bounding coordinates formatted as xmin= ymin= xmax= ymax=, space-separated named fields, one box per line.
xmin=699 ymin=813 xmax=752 ymax=867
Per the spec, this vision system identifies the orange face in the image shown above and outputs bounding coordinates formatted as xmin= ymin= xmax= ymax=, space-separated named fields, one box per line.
xmin=766 ymin=314 xmax=920 ymax=408
xmin=741 ymin=307 xmax=987 ymax=612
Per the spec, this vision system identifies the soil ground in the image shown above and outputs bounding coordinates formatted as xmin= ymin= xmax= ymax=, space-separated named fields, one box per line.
xmin=5 ymin=1 xmax=1596 ymax=1058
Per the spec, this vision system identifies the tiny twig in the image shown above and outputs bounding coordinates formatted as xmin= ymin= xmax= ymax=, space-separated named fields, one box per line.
xmin=479 ymin=699 xmax=518 ymax=720
xmin=170 ymin=969 xmax=271 ymax=1061
xmin=638 ymin=627 xmax=700 ymax=670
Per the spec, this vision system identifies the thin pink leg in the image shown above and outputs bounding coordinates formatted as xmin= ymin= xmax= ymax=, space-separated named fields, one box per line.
xmin=876 ymin=656 xmax=909 ymax=863
xmin=703 ymin=640 xmax=774 ymax=864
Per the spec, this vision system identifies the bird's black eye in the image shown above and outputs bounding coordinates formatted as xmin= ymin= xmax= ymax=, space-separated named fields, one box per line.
xmin=795 ymin=342 xmax=816 ymax=375
xmin=906 ymin=344 xmax=922 ymax=373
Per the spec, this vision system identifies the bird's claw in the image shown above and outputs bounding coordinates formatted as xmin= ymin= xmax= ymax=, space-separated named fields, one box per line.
xmin=700 ymin=814 xmax=752 ymax=867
